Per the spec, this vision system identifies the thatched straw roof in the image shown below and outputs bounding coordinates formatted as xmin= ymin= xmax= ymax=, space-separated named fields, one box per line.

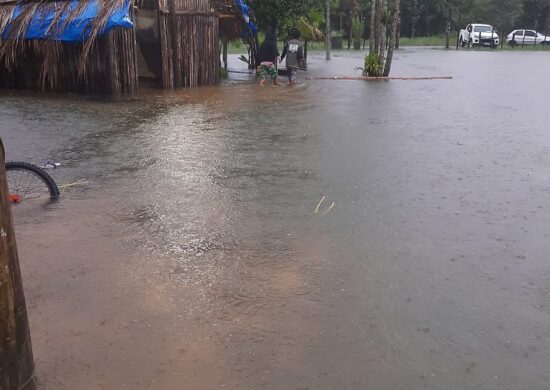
xmin=210 ymin=0 xmax=254 ymax=41
xmin=0 ymin=0 xmax=131 ymax=75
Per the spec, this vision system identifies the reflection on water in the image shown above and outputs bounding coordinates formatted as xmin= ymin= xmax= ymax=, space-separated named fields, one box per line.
xmin=2 ymin=48 xmax=550 ymax=389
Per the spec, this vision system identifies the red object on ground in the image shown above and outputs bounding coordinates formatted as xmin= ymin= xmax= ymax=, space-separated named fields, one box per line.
xmin=8 ymin=194 xmax=21 ymax=203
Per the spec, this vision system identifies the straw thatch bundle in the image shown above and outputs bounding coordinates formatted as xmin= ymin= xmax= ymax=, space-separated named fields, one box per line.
xmin=0 ymin=0 xmax=137 ymax=94
xmin=0 ymin=0 xmax=223 ymax=94
xmin=210 ymin=0 xmax=242 ymax=40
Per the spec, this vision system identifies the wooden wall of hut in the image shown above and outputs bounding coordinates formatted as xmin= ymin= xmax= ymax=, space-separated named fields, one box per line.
xmin=158 ymin=0 xmax=220 ymax=89
xmin=0 ymin=27 xmax=138 ymax=96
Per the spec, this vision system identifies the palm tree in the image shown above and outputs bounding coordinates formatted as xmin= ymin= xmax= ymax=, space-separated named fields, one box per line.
xmin=295 ymin=8 xmax=325 ymax=63
xmin=383 ymin=0 xmax=401 ymax=75
xmin=365 ymin=0 xmax=401 ymax=76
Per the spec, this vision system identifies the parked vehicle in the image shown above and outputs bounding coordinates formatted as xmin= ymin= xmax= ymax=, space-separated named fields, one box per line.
xmin=460 ymin=24 xmax=500 ymax=48
xmin=507 ymin=30 xmax=550 ymax=46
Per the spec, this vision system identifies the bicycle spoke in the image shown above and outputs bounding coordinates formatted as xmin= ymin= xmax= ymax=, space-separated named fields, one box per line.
xmin=5 ymin=162 xmax=60 ymax=205
xmin=6 ymin=168 xmax=50 ymax=201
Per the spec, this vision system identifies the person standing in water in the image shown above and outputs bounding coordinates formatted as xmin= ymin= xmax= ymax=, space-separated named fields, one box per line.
xmin=256 ymin=32 xmax=279 ymax=87
xmin=281 ymin=30 xmax=304 ymax=85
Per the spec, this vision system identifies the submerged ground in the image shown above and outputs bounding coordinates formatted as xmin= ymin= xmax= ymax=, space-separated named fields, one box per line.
xmin=1 ymin=48 xmax=549 ymax=389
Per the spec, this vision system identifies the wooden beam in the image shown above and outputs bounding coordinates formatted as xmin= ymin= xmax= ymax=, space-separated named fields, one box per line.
xmin=0 ymin=138 xmax=35 ymax=390
xmin=306 ymin=76 xmax=453 ymax=81
xmin=158 ymin=9 xmax=216 ymax=16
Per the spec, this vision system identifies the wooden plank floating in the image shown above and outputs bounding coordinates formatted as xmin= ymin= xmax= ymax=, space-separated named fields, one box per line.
xmin=306 ymin=76 xmax=453 ymax=81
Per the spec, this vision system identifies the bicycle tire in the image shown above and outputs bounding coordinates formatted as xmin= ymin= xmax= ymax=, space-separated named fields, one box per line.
xmin=5 ymin=161 xmax=60 ymax=201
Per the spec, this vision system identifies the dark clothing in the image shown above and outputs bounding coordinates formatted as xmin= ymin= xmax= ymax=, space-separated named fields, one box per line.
xmin=287 ymin=67 xmax=298 ymax=82
xmin=256 ymin=40 xmax=279 ymax=66
xmin=281 ymin=39 xmax=304 ymax=69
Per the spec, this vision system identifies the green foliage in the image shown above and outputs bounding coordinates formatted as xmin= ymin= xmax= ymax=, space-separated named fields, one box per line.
xmin=352 ymin=19 xmax=364 ymax=39
xmin=250 ymin=0 xmax=550 ymax=45
xmin=363 ymin=52 xmax=383 ymax=76
xmin=238 ymin=55 xmax=250 ymax=65
xmin=251 ymin=0 xmax=322 ymax=32
xmin=398 ymin=0 xmax=549 ymax=38
xmin=296 ymin=16 xmax=325 ymax=41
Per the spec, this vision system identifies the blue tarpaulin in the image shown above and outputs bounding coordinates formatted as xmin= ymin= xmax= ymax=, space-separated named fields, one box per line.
xmin=234 ymin=0 xmax=256 ymax=35
xmin=1 ymin=0 xmax=133 ymax=42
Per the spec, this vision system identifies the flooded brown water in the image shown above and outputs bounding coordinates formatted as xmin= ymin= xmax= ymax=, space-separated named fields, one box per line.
xmin=1 ymin=48 xmax=550 ymax=389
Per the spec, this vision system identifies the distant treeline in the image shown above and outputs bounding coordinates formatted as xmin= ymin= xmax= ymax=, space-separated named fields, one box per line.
xmin=395 ymin=0 xmax=550 ymax=37
xmin=250 ymin=0 xmax=550 ymax=41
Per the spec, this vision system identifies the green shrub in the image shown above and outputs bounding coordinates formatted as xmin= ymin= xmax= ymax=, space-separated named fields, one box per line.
xmin=363 ymin=53 xmax=383 ymax=76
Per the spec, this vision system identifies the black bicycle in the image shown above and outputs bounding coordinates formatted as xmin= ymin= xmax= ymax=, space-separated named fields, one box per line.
xmin=5 ymin=162 xmax=60 ymax=204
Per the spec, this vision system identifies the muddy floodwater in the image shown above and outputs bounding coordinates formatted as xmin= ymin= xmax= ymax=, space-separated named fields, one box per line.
xmin=1 ymin=48 xmax=550 ymax=389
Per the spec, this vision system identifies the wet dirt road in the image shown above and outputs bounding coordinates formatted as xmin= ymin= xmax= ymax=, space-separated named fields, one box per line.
xmin=1 ymin=48 xmax=550 ymax=389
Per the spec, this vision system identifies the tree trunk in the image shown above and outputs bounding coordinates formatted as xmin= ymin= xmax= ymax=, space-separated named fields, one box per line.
xmin=379 ymin=0 xmax=387 ymax=63
xmin=445 ymin=10 xmax=451 ymax=49
xmin=383 ymin=0 xmax=401 ymax=76
xmin=326 ymin=0 xmax=331 ymax=60
xmin=348 ymin=14 xmax=352 ymax=49
xmin=411 ymin=0 xmax=417 ymax=39
xmin=369 ymin=0 xmax=377 ymax=54
xmin=395 ymin=13 xmax=401 ymax=49
xmin=455 ymin=11 xmax=462 ymax=49
xmin=425 ymin=0 xmax=429 ymax=37
xmin=0 ymin=138 xmax=35 ymax=390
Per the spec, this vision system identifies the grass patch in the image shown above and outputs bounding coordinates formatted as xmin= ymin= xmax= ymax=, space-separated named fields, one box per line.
xmin=227 ymin=34 xmax=550 ymax=56
xmin=398 ymin=35 xmax=450 ymax=46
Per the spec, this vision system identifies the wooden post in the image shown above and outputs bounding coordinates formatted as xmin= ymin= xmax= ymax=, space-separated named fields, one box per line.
xmin=222 ymin=37 xmax=228 ymax=70
xmin=130 ymin=6 xmax=140 ymax=96
xmin=159 ymin=0 xmax=174 ymax=89
xmin=0 ymin=138 xmax=35 ymax=390
xmin=168 ymin=0 xmax=182 ymax=88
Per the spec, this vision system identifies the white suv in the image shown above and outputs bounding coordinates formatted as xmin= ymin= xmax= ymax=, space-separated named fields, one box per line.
xmin=460 ymin=24 xmax=500 ymax=48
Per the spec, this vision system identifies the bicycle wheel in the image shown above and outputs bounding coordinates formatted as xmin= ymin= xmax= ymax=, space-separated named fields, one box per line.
xmin=5 ymin=162 xmax=60 ymax=203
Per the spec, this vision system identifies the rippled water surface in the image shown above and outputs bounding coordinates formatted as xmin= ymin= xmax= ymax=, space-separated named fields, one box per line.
xmin=1 ymin=48 xmax=550 ymax=389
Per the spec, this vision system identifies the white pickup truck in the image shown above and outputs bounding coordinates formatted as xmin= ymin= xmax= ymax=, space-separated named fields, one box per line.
xmin=460 ymin=24 xmax=500 ymax=48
